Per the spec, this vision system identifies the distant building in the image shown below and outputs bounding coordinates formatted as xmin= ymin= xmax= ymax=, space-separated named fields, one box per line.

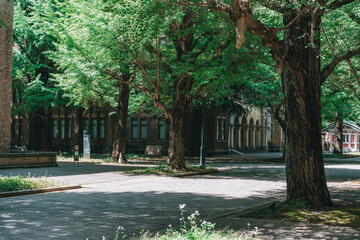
xmin=323 ymin=120 xmax=360 ymax=153
xmin=11 ymin=104 xmax=284 ymax=155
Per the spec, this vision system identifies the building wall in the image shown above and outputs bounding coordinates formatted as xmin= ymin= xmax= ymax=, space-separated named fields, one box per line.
xmin=229 ymin=105 xmax=268 ymax=151
xmin=0 ymin=0 xmax=14 ymax=153
xmin=185 ymin=105 xmax=229 ymax=156
xmin=12 ymin=105 xmax=282 ymax=155
xmin=126 ymin=116 xmax=168 ymax=154
xmin=267 ymin=115 xmax=284 ymax=152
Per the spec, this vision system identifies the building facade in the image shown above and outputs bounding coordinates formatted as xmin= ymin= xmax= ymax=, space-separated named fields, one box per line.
xmin=11 ymin=104 xmax=284 ymax=155
xmin=323 ymin=120 xmax=360 ymax=153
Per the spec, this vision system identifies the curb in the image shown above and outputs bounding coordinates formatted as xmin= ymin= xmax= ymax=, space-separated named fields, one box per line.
xmin=173 ymin=169 xmax=219 ymax=177
xmin=0 ymin=185 xmax=82 ymax=198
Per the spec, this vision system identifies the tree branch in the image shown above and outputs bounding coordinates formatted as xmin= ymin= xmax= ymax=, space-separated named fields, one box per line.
xmin=327 ymin=0 xmax=357 ymax=11
xmin=347 ymin=83 xmax=360 ymax=102
xmin=258 ymin=1 xmax=288 ymax=14
xmin=274 ymin=7 xmax=309 ymax=32
xmin=321 ymin=47 xmax=360 ymax=84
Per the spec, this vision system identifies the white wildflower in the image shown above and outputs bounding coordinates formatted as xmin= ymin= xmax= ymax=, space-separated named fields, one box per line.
xmin=179 ymin=204 xmax=186 ymax=209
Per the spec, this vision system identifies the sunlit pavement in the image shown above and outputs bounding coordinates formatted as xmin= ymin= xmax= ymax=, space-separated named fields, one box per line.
xmin=0 ymin=153 xmax=359 ymax=239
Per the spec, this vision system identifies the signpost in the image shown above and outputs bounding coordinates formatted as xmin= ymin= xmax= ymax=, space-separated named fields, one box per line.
xmin=74 ymin=145 xmax=79 ymax=166
xmin=83 ymin=130 xmax=91 ymax=159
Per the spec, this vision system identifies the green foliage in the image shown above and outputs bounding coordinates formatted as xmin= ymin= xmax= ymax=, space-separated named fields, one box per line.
xmin=320 ymin=0 xmax=360 ymax=125
xmin=47 ymin=0 xmax=254 ymax=116
xmin=12 ymin=0 xmax=67 ymax=113
xmin=321 ymin=75 xmax=360 ymax=126
xmin=0 ymin=175 xmax=60 ymax=192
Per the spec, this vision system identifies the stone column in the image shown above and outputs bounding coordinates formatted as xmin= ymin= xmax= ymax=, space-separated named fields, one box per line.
xmin=0 ymin=0 xmax=13 ymax=153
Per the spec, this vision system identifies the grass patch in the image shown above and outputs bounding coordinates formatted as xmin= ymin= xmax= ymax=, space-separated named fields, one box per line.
xmin=125 ymin=164 xmax=217 ymax=176
xmin=0 ymin=175 xmax=62 ymax=192
xmin=246 ymin=201 xmax=360 ymax=228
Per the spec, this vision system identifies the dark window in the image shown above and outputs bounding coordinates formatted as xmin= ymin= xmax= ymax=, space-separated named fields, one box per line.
xmin=100 ymin=119 xmax=105 ymax=139
xmin=84 ymin=119 xmax=90 ymax=132
xmin=222 ymin=118 xmax=226 ymax=141
xmin=53 ymin=119 xmax=58 ymax=138
xmin=67 ymin=119 xmax=72 ymax=139
xmin=217 ymin=118 xmax=221 ymax=140
xmin=131 ymin=118 xmax=138 ymax=139
xmin=92 ymin=119 xmax=98 ymax=139
xmin=60 ymin=119 xmax=65 ymax=139
xmin=140 ymin=118 xmax=147 ymax=139
xmin=158 ymin=120 xmax=165 ymax=140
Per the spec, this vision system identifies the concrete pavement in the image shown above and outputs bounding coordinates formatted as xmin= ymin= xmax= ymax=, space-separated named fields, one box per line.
xmin=0 ymin=153 xmax=359 ymax=239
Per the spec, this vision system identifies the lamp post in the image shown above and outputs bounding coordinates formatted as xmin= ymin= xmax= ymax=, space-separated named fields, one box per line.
xmin=199 ymin=102 xmax=205 ymax=168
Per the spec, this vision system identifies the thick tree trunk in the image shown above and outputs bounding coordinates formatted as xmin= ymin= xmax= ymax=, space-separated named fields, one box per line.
xmin=333 ymin=114 xmax=343 ymax=156
xmin=167 ymin=111 xmax=187 ymax=170
xmin=167 ymin=79 xmax=188 ymax=171
xmin=282 ymin=13 xmax=332 ymax=207
xmin=0 ymin=0 xmax=13 ymax=153
xmin=112 ymin=83 xmax=129 ymax=164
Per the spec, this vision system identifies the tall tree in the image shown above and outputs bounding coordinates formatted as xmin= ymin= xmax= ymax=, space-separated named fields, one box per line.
xmin=0 ymin=0 xmax=14 ymax=153
xmin=178 ymin=0 xmax=360 ymax=206
xmin=51 ymin=0 xmax=242 ymax=169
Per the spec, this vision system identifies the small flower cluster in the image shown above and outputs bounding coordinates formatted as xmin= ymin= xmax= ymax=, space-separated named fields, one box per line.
xmin=179 ymin=204 xmax=186 ymax=209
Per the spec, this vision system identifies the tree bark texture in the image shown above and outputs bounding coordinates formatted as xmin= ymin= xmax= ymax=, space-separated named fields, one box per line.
xmin=166 ymin=73 xmax=192 ymax=170
xmin=281 ymin=12 xmax=332 ymax=207
xmin=167 ymin=109 xmax=187 ymax=170
xmin=0 ymin=0 xmax=13 ymax=153
xmin=112 ymin=83 xmax=129 ymax=164
xmin=333 ymin=114 xmax=343 ymax=156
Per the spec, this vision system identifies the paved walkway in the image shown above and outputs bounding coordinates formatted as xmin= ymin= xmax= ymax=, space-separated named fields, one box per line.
xmin=0 ymin=153 xmax=359 ymax=239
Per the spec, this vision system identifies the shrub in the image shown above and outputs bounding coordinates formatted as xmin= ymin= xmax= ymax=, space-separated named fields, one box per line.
xmin=0 ymin=175 xmax=60 ymax=192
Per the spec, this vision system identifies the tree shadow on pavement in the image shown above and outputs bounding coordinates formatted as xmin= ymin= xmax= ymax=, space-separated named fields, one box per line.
xmin=0 ymin=188 xmax=285 ymax=240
